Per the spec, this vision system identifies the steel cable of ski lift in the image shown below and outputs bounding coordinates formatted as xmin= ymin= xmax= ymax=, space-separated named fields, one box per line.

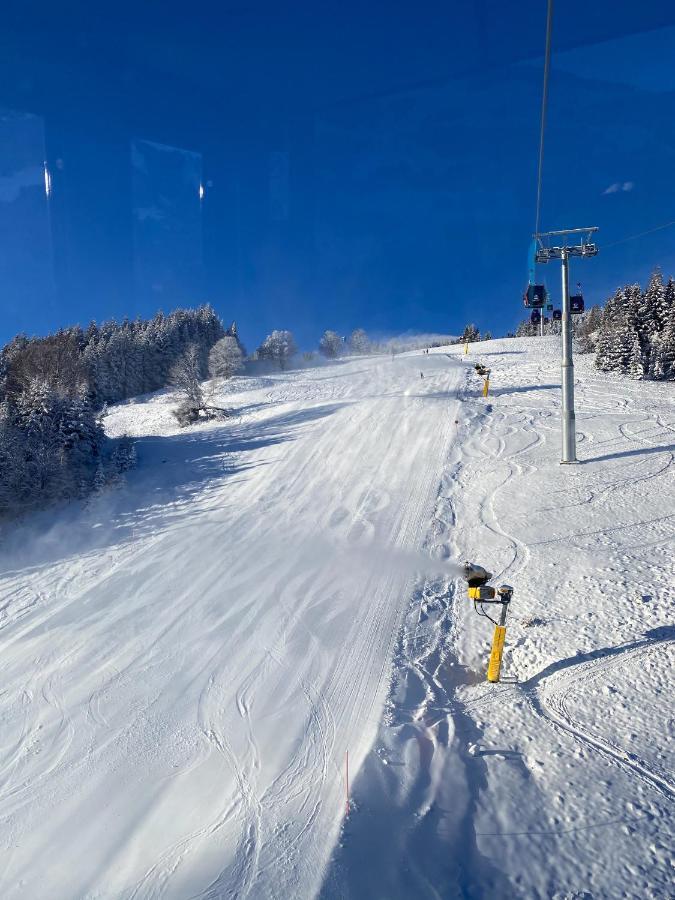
xmin=534 ymin=0 xmax=554 ymax=238
xmin=602 ymin=219 xmax=675 ymax=250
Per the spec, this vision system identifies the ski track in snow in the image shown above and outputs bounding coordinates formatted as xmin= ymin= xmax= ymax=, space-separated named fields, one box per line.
xmin=322 ymin=338 xmax=675 ymax=900
xmin=0 ymin=338 xmax=673 ymax=899
xmin=525 ymin=640 xmax=675 ymax=802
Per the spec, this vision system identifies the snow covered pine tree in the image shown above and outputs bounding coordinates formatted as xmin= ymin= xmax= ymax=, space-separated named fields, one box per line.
xmin=319 ymin=330 xmax=343 ymax=359
xmin=208 ymin=335 xmax=244 ymax=379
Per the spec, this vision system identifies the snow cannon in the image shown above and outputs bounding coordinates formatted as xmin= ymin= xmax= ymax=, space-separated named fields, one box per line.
xmin=461 ymin=563 xmax=514 ymax=683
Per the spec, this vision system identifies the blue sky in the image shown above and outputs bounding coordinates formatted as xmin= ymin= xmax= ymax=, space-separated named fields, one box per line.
xmin=1 ymin=3 xmax=675 ymax=349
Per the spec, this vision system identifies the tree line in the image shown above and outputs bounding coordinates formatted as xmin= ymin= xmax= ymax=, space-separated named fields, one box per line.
xmin=593 ymin=272 xmax=675 ymax=379
xmin=0 ymin=306 xmax=225 ymax=520
xmin=0 ymin=307 xmax=494 ymax=521
xmin=250 ymin=327 xmax=463 ymax=369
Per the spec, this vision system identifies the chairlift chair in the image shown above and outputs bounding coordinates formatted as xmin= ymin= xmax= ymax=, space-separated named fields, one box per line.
xmin=530 ymin=310 xmax=541 ymax=325
xmin=552 ymin=309 xmax=562 ymax=321
xmin=523 ymin=284 xmax=547 ymax=309
xmin=570 ymin=282 xmax=585 ymax=315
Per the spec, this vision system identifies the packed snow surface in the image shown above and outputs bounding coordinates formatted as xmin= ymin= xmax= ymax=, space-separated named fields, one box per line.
xmin=0 ymin=338 xmax=673 ymax=898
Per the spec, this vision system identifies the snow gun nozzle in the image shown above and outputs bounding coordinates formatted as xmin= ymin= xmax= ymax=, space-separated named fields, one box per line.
xmin=462 ymin=561 xmax=493 ymax=588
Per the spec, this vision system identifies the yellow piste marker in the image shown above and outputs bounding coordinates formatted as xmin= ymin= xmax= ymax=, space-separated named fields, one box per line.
xmin=482 ymin=376 xmax=490 ymax=398
xmin=464 ymin=341 xmax=469 ymax=355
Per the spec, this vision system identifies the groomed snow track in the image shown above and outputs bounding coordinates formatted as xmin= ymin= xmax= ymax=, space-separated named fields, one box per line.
xmin=0 ymin=350 xmax=463 ymax=899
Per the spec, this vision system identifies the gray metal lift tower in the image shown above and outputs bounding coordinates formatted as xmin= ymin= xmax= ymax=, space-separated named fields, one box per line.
xmin=534 ymin=227 xmax=599 ymax=464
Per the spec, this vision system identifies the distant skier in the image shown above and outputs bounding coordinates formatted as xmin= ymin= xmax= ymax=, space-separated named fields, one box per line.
xmin=420 ymin=372 xmax=424 ymax=379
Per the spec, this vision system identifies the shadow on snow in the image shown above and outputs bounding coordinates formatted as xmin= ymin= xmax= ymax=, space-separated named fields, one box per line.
xmin=0 ymin=402 xmax=343 ymax=575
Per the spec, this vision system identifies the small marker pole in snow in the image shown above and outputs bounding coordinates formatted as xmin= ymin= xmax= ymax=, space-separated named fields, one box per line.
xmin=464 ymin=341 xmax=469 ymax=355
xmin=345 ymin=750 xmax=350 ymax=818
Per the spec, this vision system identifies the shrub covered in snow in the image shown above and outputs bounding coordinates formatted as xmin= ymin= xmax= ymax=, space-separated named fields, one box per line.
xmin=257 ymin=330 xmax=298 ymax=370
xmin=171 ymin=344 xmax=229 ymax=426
xmin=318 ymin=330 xmax=344 ymax=359
xmin=348 ymin=328 xmax=370 ymax=354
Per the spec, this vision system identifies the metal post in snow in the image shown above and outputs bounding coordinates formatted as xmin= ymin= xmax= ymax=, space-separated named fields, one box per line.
xmin=560 ymin=248 xmax=576 ymax=463
xmin=534 ymin=227 xmax=598 ymax=465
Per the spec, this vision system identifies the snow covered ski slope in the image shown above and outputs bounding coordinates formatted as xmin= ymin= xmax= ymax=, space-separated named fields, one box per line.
xmin=0 ymin=351 xmax=464 ymax=899
xmin=0 ymin=338 xmax=673 ymax=899
xmin=324 ymin=338 xmax=675 ymax=900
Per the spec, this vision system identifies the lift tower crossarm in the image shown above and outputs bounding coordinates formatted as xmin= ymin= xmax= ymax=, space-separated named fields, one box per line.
xmin=534 ymin=226 xmax=599 ymax=237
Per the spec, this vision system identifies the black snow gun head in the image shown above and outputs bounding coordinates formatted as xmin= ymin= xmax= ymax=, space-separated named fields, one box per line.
xmin=462 ymin=561 xmax=492 ymax=592
xmin=474 ymin=364 xmax=490 ymax=378
xmin=461 ymin=562 xmax=513 ymax=604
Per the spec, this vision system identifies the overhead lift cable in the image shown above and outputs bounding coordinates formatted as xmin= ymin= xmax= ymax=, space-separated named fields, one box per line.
xmin=534 ymin=0 xmax=554 ymax=238
xmin=526 ymin=0 xmax=555 ymax=335
xmin=603 ymin=219 xmax=675 ymax=250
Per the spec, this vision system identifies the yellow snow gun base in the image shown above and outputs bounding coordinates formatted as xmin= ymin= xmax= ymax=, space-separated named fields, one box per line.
xmin=487 ymin=625 xmax=507 ymax=683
